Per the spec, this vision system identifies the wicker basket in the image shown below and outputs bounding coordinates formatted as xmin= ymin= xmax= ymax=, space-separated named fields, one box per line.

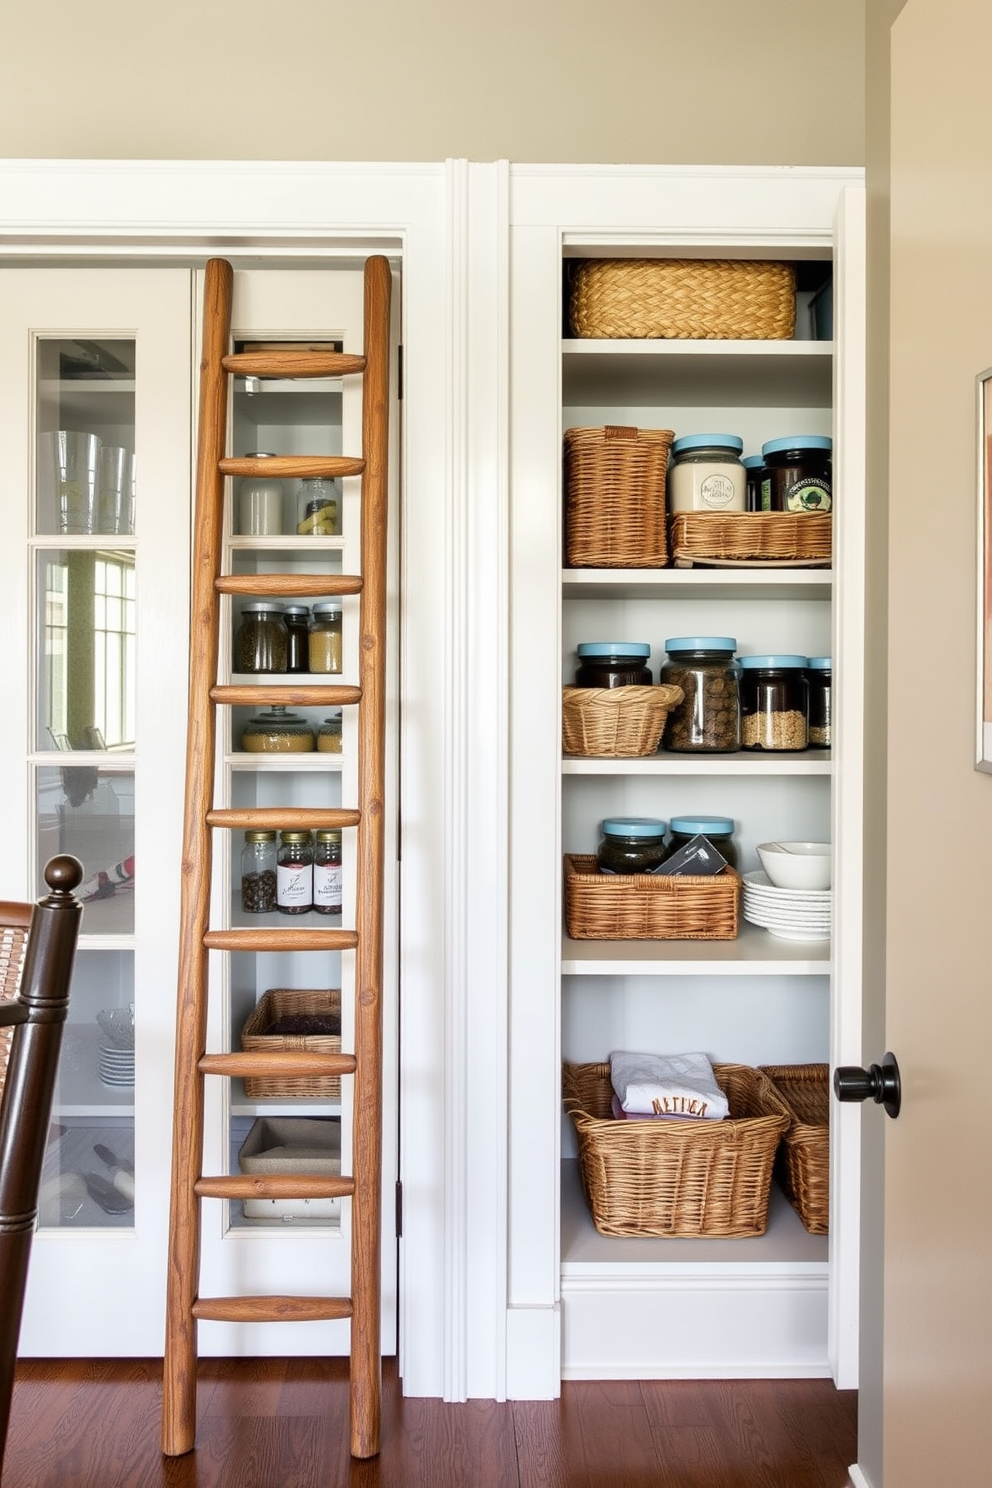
xmin=759 ymin=1063 xmax=830 ymax=1234
xmin=0 ymin=923 xmax=26 ymax=1095
xmin=564 ymin=854 xmax=739 ymax=940
xmin=564 ymin=425 xmax=674 ymax=568
xmin=569 ymin=259 xmax=797 ymax=341
xmin=561 ymin=684 xmax=683 ymax=758
xmin=563 ymin=1061 xmax=791 ymax=1238
xmin=669 ymin=512 xmax=832 ymax=568
xmin=241 ymin=988 xmax=342 ymax=1099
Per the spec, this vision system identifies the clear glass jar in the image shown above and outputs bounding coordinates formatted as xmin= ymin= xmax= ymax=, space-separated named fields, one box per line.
xmin=739 ymin=655 xmax=809 ymax=751
xmin=659 ymin=637 xmax=740 ymax=753
xmin=276 ymin=830 xmax=313 ymax=915
xmin=317 ymin=713 xmax=343 ymax=753
xmin=742 ymin=454 xmax=764 ymax=514
xmin=760 ymin=436 xmax=832 ymax=513
xmin=667 ymin=434 xmax=746 ymax=513
xmin=309 ymin=601 xmax=343 ymax=673
xmin=240 ymin=705 xmax=315 ymax=754
xmin=235 ymin=602 xmax=287 ymax=674
xmin=283 ymin=604 xmax=310 ymax=673
xmin=575 ymin=641 xmax=652 ymax=688
xmin=236 ymin=452 xmax=283 ymax=536
xmin=240 ymin=830 xmax=277 ymax=914
xmin=806 ymin=656 xmax=832 ymax=748
xmin=296 ymin=477 xmax=339 ymax=536
xmin=667 ymin=815 xmax=738 ymax=869
xmin=597 ymin=817 xmax=670 ymax=874
xmin=313 ymin=829 xmax=342 ymax=916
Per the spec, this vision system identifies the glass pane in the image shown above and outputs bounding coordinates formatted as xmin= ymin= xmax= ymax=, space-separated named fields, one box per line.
xmin=37 ymin=764 xmax=135 ymax=935
xmin=35 ymin=549 xmax=136 ymax=752
xmin=35 ymin=338 xmax=136 ymax=537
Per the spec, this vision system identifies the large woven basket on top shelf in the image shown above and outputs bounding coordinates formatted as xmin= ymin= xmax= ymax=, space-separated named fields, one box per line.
xmin=564 ymin=425 xmax=674 ymax=568
xmin=669 ymin=512 xmax=832 ymax=568
xmin=568 ymin=259 xmax=797 ymax=341
xmin=758 ymin=1063 xmax=830 ymax=1234
xmin=241 ymin=987 xmax=342 ymax=1099
xmin=564 ymin=854 xmax=740 ymax=940
xmin=561 ymin=683 xmax=683 ymax=758
xmin=563 ymin=1061 xmax=791 ymax=1238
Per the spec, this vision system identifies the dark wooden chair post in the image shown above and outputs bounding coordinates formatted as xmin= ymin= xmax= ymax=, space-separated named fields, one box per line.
xmin=0 ymin=855 xmax=83 ymax=1472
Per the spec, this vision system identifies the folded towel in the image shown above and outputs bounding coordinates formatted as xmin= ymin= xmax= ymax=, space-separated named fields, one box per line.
xmin=610 ymin=1050 xmax=729 ymax=1121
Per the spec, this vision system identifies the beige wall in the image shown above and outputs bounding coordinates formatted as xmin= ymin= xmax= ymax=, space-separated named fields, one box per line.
xmin=0 ymin=1 xmax=864 ymax=164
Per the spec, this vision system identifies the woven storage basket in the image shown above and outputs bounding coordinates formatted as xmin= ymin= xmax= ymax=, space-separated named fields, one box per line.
xmin=241 ymin=988 xmax=342 ymax=1099
xmin=561 ymin=684 xmax=683 ymax=758
xmin=564 ymin=425 xmax=674 ymax=568
xmin=563 ymin=1061 xmax=791 ymax=1238
xmin=564 ymin=854 xmax=740 ymax=940
xmin=669 ymin=512 xmax=832 ymax=567
xmin=569 ymin=259 xmax=797 ymax=341
xmin=0 ymin=922 xmax=27 ymax=1095
xmin=758 ymin=1063 xmax=830 ymax=1234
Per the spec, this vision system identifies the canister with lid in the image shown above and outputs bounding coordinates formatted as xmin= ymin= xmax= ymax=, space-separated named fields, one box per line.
xmin=240 ymin=830 xmax=277 ymax=914
xmin=276 ymin=830 xmax=313 ymax=915
xmin=667 ymin=815 xmax=738 ymax=869
xmin=742 ymin=455 xmax=764 ymax=513
xmin=317 ymin=713 xmax=343 ymax=753
xmin=313 ymin=829 xmax=343 ymax=916
xmin=575 ymin=642 xmax=652 ymax=688
xmin=806 ymin=656 xmax=832 ymax=748
xmin=240 ymin=705 xmax=315 ymax=753
xmin=309 ymin=601 xmax=343 ymax=673
xmin=760 ymin=436 xmax=832 ymax=513
xmin=235 ymin=602 xmax=288 ymax=673
xmin=296 ymin=477 xmax=339 ymax=536
xmin=659 ymin=637 xmax=740 ymax=753
xmin=739 ymin=655 xmax=808 ymax=750
xmin=597 ymin=817 xmax=670 ymax=875
xmin=236 ymin=452 xmax=283 ymax=536
xmin=283 ymin=604 xmax=310 ymax=673
xmin=667 ymin=434 xmax=745 ymax=514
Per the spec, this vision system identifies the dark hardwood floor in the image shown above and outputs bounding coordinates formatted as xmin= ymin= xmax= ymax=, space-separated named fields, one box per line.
xmin=4 ymin=1358 xmax=856 ymax=1488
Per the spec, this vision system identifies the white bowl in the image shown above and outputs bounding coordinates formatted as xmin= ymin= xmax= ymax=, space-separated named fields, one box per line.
xmin=756 ymin=841 xmax=832 ymax=891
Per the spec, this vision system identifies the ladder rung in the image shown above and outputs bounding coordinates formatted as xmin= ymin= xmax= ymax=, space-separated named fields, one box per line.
xmin=207 ymin=807 xmax=361 ymax=831
xmin=199 ymin=1050 xmax=357 ymax=1078
xmin=216 ymin=574 xmax=364 ymax=598
xmin=203 ymin=928 xmax=358 ymax=952
xmin=222 ymin=351 xmax=366 ymax=379
xmin=220 ymin=456 xmax=364 ymax=480
xmin=211 ymin=684 xmax=362 ymax=708
xmin=195 ymin=1175 xmax=356 ymax=1200
xmin=192 ymin=1295 xmax=353 ymax=1324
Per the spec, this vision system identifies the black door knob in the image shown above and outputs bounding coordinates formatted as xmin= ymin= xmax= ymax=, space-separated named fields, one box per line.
xmin=833 ymin=1051 xmax=901 ymax=1119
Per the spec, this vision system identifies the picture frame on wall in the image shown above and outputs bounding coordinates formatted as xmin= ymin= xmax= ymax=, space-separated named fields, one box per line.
xmin=977 ymin=367 xmax=992 ymax=771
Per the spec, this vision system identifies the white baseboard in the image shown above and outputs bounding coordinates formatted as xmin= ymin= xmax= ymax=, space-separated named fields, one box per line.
xmin=848 ymin=1465 xmax=874 ymax=1488
xmin=504 ymin=1304 xmax=561 ymax=1399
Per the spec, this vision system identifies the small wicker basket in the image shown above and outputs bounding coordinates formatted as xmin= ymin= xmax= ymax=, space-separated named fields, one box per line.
xmin=564 ymin=854 xmax=740 ymax=941
xmin=563 ymin=1061 xmax=791 ymax=1238
xmin=561 ymin=684 xmax=683 ymax=758
xmin=241 ymin=988 xmax=342 ymax=1099
xmin=758 ymin=1063 xmax=830 ymax=1234
xmin=569 ymin=259 xmax=797 ymax=341
xmin=564 ymin=425 xmax=674 ymax=568
xmin=669 ymin=512 xmax=832 ymax=568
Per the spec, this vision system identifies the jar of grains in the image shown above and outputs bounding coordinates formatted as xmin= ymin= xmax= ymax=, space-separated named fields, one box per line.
xmin=759 ymin=435 xmax=832 ymax=513
xmin=235 ymin=602 xmax=288 ymax=674
xmin=739 ymin=655 xmax=809 ymax=751
xmin=667 ymin=815 xmax=739 ymax=869
xmin=283 ymin=604 xmax=310 ymax=673
xmin=241 ymin=705 xmax=315 ymax=754
xmin=241 ymin=830 xmax=277 ymax=914
xmin=317 ymin=714 xmax=343 ymax=753
xmin=667 ymin=434 xmax=745 ymax=513
xmin=806 ymin=656 xmax=832 ymax=748
xmin=276 ymin=830 xmax=313 ymax=915
xmin=659 ymin=637 xmax=740 ymax=753
xmin=597 ymin=817 xmax=670 ymax=875
xmin=575 ymin=641 xmax=652 ymax=687
xmin=309 ymin=601 xmax=343 ymax=673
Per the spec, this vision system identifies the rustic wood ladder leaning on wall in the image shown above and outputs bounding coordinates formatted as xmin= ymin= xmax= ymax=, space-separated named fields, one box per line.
xmin=161 ymin=255 xmax=391 ymax=1461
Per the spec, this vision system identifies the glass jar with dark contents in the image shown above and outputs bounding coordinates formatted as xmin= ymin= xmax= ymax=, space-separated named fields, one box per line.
xmin=659 ymin=637 xmax=740 ymax=753
xmin=760 ymin=436 xmax=832 ymax=513
xmin=667 ymin=815 xmax=738 ymax=869
xmin=597 ymin=817 xmax=670 ymax=874
xmin=739 ymin=655 xmax=808 ymax=751
xmin=235 ymin=602 xmax=288 ymax=673
xmin=742 ymin=455 xmax=764 ymax=513
xmin=806 ymin=656 xmax=832 ymax=748
xmin=282 ymin=604 xmax=310 ymax=672
xmin=240 ymin=829 xmax=277 ymax=913
xmin=575 ymin=642 xmax=652 ymax=688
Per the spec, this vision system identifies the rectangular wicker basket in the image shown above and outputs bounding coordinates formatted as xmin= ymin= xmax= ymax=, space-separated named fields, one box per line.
xmin=564 ymin=854 xmax=740 ymax=941
xmin=568 ymin=259 xmax=797 ymax=341
xmin=563 ymin=1061 xmax=791 ymax=1238
xmin=669 ymin=512 xmax=832 ymax=568
xmin=241 ymin=987 xmax=342 ymax=1099
xmin=758 ymin=1063 xmax=830 ymax=1234
xmin=564 ymin=425 xmax=674 ymax=568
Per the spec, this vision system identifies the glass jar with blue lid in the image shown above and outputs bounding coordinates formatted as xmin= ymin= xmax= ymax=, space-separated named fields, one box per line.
xmin=667 ymin=815 xmax=738 ymax=869
xmin=659 ymin=637 xmax=740 ymax=752
xmin=668 ymin=434 xmax=746 ymax=514
xmin=760 ymin=435 xmax=832 ymax=513
xmin=742 ymin=454 xmax=764 ymax=513
xmin=739 ymin=654 xmax=808 ymax=750
xmin=806 ymin=656 xmax=832 ymax=747
xmin=575 ymin=642 xmax=652 ymax=688
xmin=597 ymin=817 xmax=670 ymax=875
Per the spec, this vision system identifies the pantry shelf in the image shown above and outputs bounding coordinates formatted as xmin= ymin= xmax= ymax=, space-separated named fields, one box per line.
xmin=562 ymin=339 xmax=832 ymax=409
xmin=562 ymin=569 xmax=832 ymax=602
xmin=561 ymin=919 xmax=830 ymax=976
xmin=562 ymin=752 xmax=832 ymax=777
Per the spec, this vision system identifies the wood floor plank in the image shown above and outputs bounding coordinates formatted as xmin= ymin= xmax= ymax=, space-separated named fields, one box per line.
xmin=572 ymin=1379 xmax=665 ymax=1487
xmin=513 ymin=1398 xmax=590 ymax=1488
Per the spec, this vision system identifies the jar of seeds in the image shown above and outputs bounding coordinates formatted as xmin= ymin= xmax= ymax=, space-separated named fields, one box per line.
xmin=806 ymin=656 xmax=832 ymax=748
xmin=739 ymin=655 xmax=809 ymax=751
xmin=241 ymin=830 xmax=277 ymax=914
xmin=659 ymin=637 xmax=740 ymax=753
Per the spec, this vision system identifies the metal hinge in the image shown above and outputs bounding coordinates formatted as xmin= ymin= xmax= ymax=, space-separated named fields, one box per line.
xmin=395 ymin=1179 xmax=403 ymax=1237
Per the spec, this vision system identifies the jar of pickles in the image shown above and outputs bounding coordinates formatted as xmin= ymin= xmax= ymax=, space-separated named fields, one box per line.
xmin=235 ymin=603 xmax=288 ymax=674
xmin=575 ymin=642 xmax=652 ymax=688
xmin=296 ymin=477 xmax=338 ymax=536
xmin=597 ymin=817 xmax=670 ymax=875
xmin=739 ymin=655 xmax=808 ymax=751
xmin=667 ymin=815 xmax=738 ymax=869
xmin=806 ymin=656 xmax=832 ymax=748
xmin=309 ymin=602 xmax=343 ymax=673
xmin=659 ymin=637 xmax=740 ymax=753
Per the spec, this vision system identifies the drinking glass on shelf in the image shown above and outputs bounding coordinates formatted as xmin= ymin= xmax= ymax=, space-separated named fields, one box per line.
xmin=40 ymin=429 xmax=100 ymax=534
xmin=96 ymin=445 xmax=130 ymax=534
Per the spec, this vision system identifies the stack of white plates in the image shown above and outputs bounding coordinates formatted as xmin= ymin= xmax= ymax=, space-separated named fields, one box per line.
xmin=742 ymin=870 xmax=832 ymax=942
xmin=97 ymin=1043 xmax=135 ymax=1087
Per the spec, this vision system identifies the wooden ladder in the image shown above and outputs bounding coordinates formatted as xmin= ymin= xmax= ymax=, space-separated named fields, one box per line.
xmin=161 ymin=255 xmax=391 ymax=1461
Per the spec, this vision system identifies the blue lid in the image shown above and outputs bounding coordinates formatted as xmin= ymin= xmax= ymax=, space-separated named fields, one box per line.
xmin=601 ymin=817 xmax=668 ymax=838
xmin=742 ymin=455 xmax=764 ymax=470
xmin=806 ymin=656 xmax=832 ymax=669
xmin=671 ymin=433 xmax=744 ymax=457
xmin=761 ymin=435 xmax=832 ymax=457
xmin=576 ymin=641 xmax=650 ymax=658
xmin=669 ymin=815 xmax=734 ymax=836
xmin=738 ymin=654 xmax=807 ymax=669
xmin=664 ymin=636 xmax=736 ymax=653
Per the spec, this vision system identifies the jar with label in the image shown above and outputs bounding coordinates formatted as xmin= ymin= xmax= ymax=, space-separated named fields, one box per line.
xmin=659 ymin=637 xmax=740 ymax=753
xmin=742 ymin=455 xmax=764 ymax=513
xmin=296 ymin=477 xmax=339 ymax=536
xmin=236 ymin=453 xmax=284 ymax=536
xmin=283 ymin=604 xmax=310 ymax=673
xmin=241 ymin=705 xmax=315 ymax=753
xmin=806 ymin=656 xmax=832 ymax=748
xmin=739 ymin=655 xmax=809 ymax=751
xmin=667 ymin=434 xmax=745 ymax=514
xmin=276 ymin=830 xmax=313 ymax=915
xmin=240 ymin=830 xmax=277 ymax=914
xmin=317 ymin=714 xmax=343 ymax=753
xmin=667 ymin=815 xmax=738 ymax=869
xmin=760 ymin=436 xmax=832 ymax=513
xmin=309 ymin=602 xmax=343 ymax=673
xmin=575 ymin=642 xmax=652 ymax=688
xmin=597 ymin=818 xmax=670 ymax=875
xmin=313 ymin=829 xmax=343 ymax=916
xmin=235 ymin=603 xmax=288 ymax=674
